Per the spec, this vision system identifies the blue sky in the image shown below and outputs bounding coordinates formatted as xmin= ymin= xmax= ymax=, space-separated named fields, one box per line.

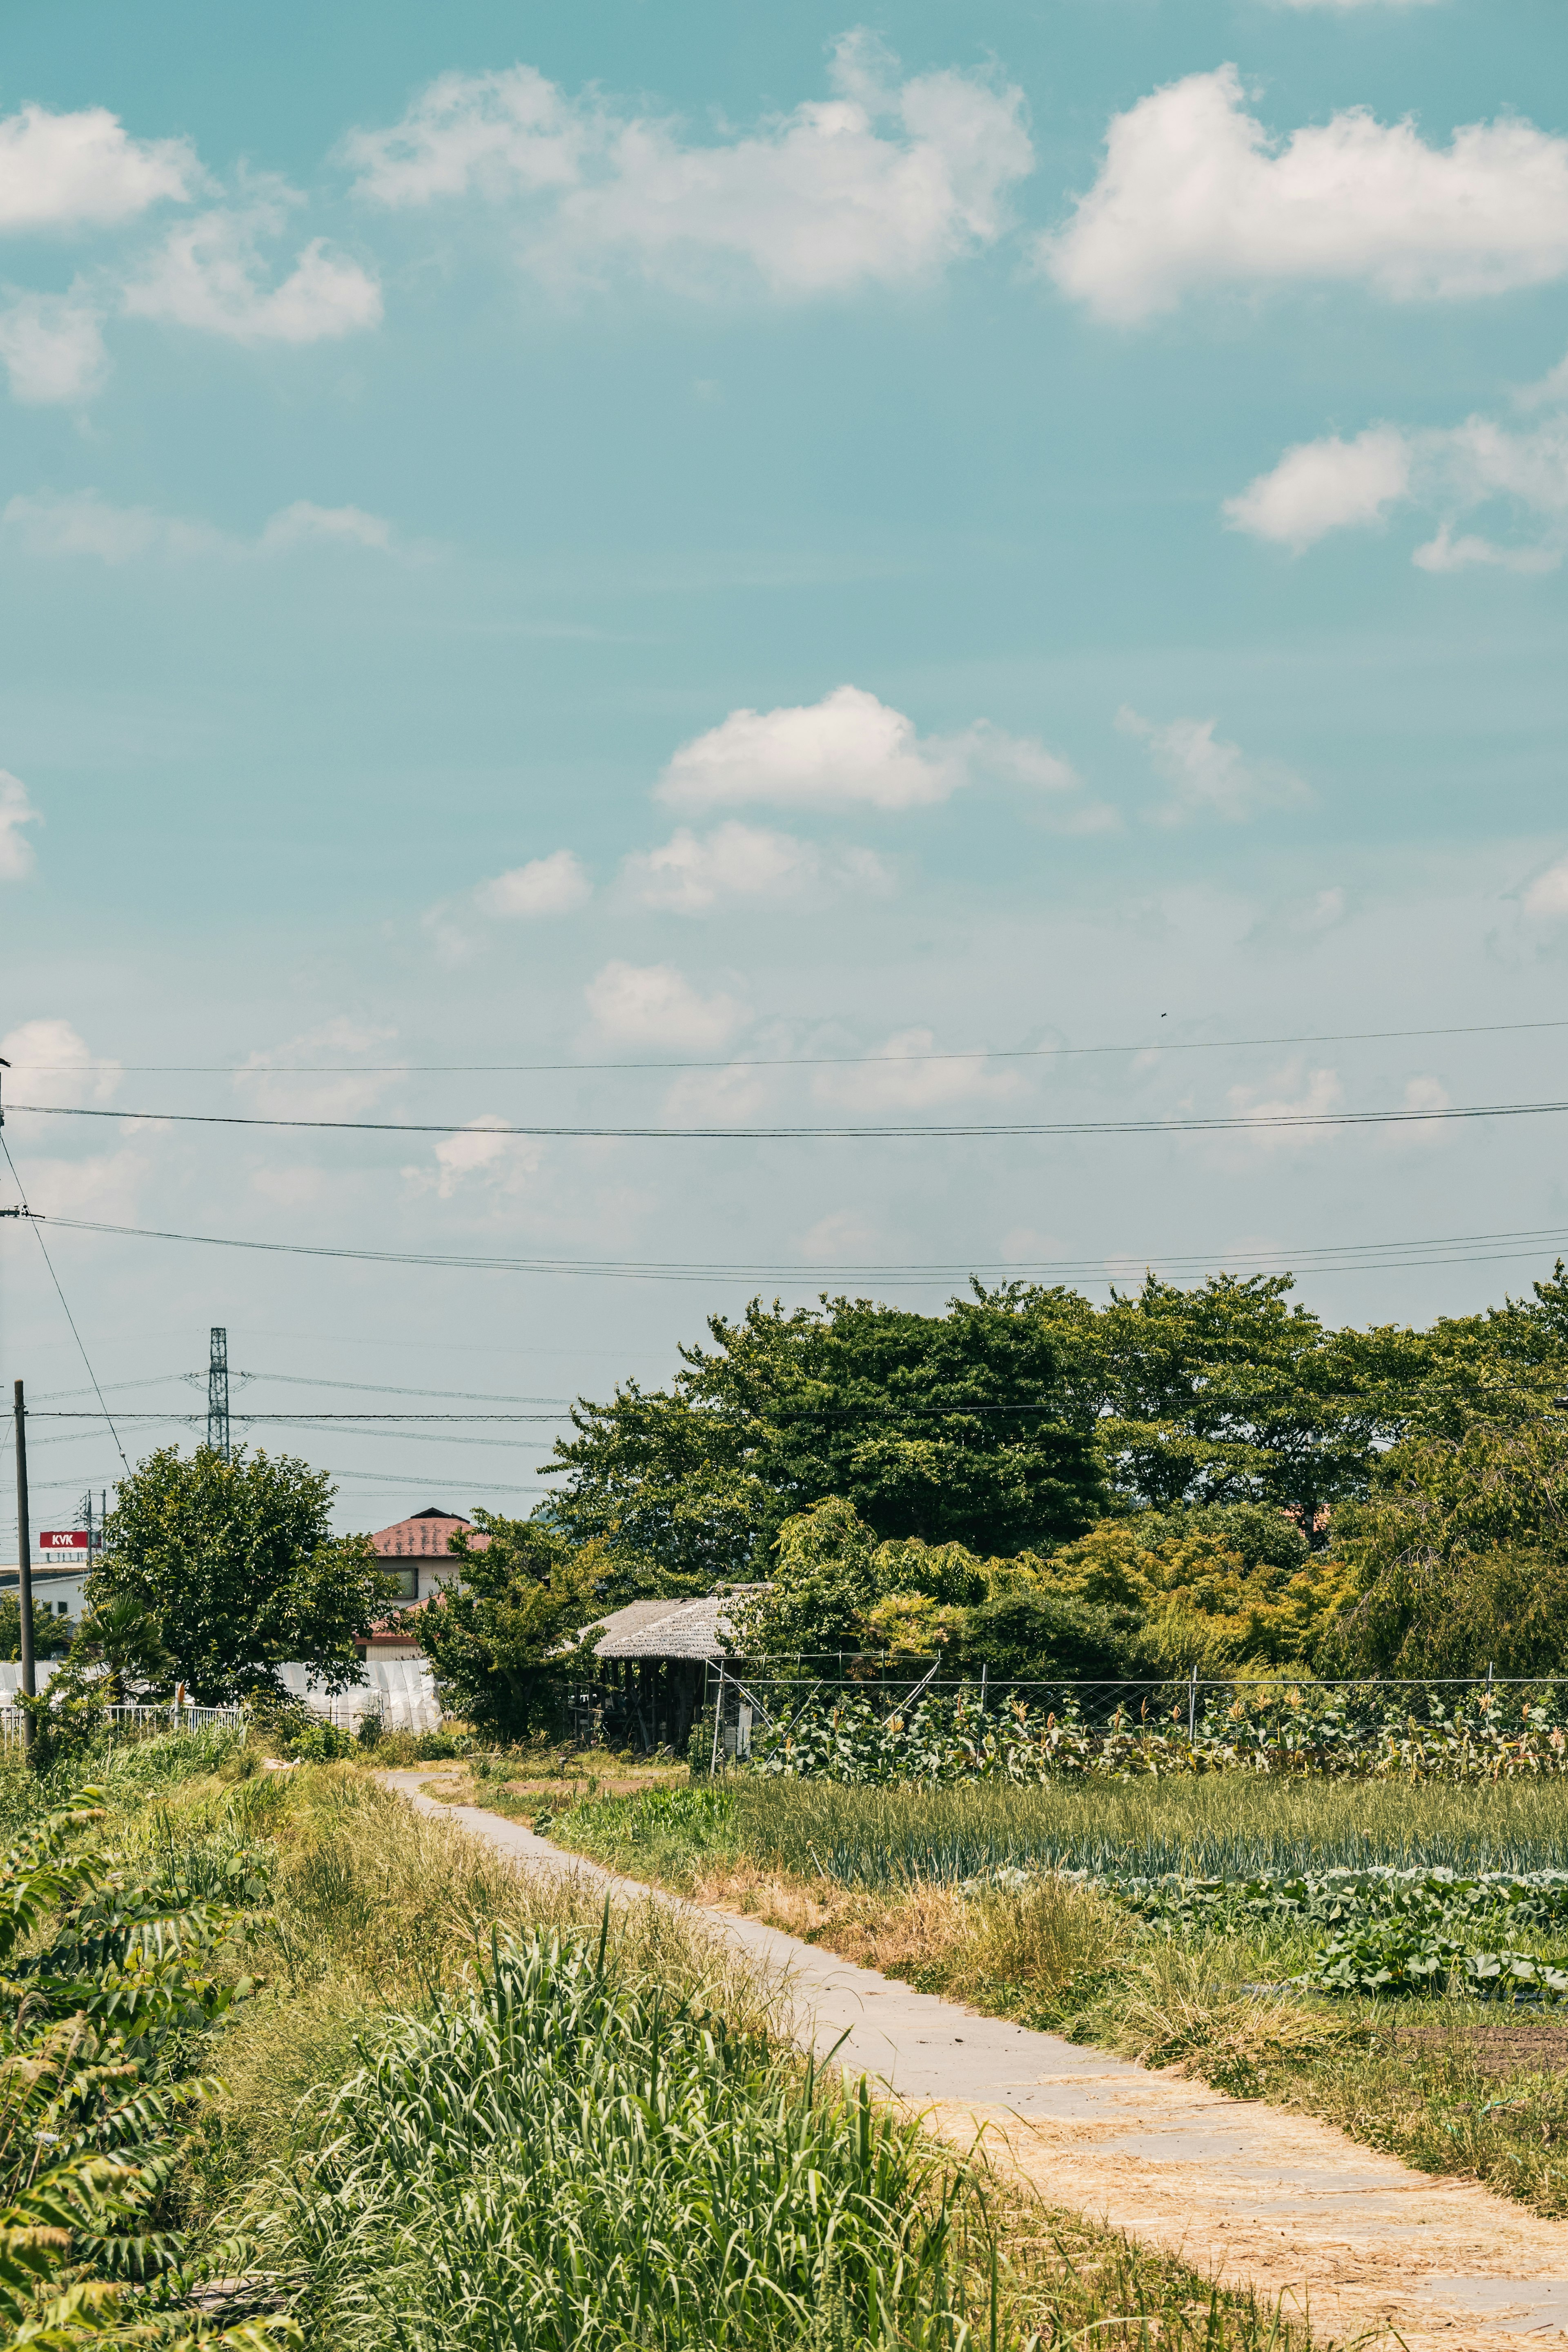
xmin=1 ymin=0 xmax=1566 ymax=1541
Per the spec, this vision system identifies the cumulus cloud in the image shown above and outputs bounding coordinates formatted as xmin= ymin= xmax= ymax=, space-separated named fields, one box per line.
xmin=1523 ymin=859 xmax=1568 ymax=921
xmin=1383 ymin=1073 xmax=1452 ymax=1149
xmin=4 ymin=1146 xmax=148 ymax=1221
xmin=0 ymin=1018 xmax=118 ymax=1105
xmin=1117 ymin=709 xmax=1309 ymax=825
xmin=1225 ymin=362 xmax=1568 ymax=568
xmin=0 ymin=774 xmax=40 ymax=880
xmin=625 ymin=821 xmax=889 ymax=914
xmin=404 ymin=1114 xmax=541 ymax=1201
xmin=122 ymin=196 xmax=381 ymax=344
xmin=584 ymin=960 xmax=749 ymax=1050
xmin=1223 ymin=427 xmax=1412 ymax=550
xmin=345 ymin=34 xmax=1031 ymax=297
xmin=1224 ymin=1063 xmax=1344 ymax=1152
xmin=475 ymin=849 xmax=592 ymax=918
xmin=1043 ymin=64 xmax=1568 ymax=321
xmin=795 ymin=1206 xmax=885 ymax=1260
xmin=657 ymin=684 xmax=1090 ymax=818
xmin=0 ymin=292 xmax=107 ymax=405
xmin=235 ymin=1018 xmax=401 ymax=1120
xmin=812 ymin=1027 xmax=1020 ymax=1111
xmin=660 ymin=1062 xmax=772 ymax=1125
xmin=1 ymin=488 xmax=394 ymax=563
xmin=0 ymin=101 xmax=195 ymax=229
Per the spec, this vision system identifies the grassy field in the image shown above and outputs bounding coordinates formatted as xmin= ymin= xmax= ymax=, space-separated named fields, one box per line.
xmin=0 ymin=1729 xmax=1328 ymax=2351
xmin=537 ymin=1770 xmax=1568 ymax=2219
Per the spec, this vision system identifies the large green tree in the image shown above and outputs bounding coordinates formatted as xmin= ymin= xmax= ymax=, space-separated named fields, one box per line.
xmin=1322 ymin=1419 xmax=1568 ymax=1676
xmin=546 ymin=1291 xmax=1109 ymax=1586
xmin=414 ymin=1512 xmax=607 ymax=1738
xmin=91 ymin=1445 xmax=394 ymax=1704
xmin=1022 ymin=1272 xmax=1417 ymax=1538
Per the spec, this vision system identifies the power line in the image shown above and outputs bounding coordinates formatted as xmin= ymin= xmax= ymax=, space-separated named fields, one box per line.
xmin=10 ymin=1011 xmax=1568 ymax=1077
xmin=15 ymin=1091 xmax=1568 ymax=1143
xmin=0 ymin=1137 xmax=129 ymax=1475
xmin=20 ymin=1209 xmax=1568 ymax=1287
xmin=31 ymin=1411 xmax=570 ymax=1424
xmin=245 ymin=1371 xmax=572 ymax=1404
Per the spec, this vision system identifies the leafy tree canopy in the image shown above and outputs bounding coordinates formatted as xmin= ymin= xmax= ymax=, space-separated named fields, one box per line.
xmin=1322 ymin=1420 xmax=1568 ymax=1677
xmin=414 ymin=1511 xmax=612 ymax=1740
xmin=91 ymin=1444 xmax=394 ymax=1705
xmin=546 ymin=1292 xmax=1109 ymax=1586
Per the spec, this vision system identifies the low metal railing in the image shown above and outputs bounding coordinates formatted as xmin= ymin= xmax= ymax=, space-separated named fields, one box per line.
xmin=0 ymin=1702 xmax=245 ymax=1752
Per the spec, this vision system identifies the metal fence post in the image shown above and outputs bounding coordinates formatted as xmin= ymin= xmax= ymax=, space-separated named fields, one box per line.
xmin=1188 ymin=1666 xmax=1198 ymax=1744
xmin=709 ymin=1663 xmax=726 ymax=1779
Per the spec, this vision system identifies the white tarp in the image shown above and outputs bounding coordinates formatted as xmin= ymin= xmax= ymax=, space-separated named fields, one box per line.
xmin=274 ymin=1659 xmax=442 ymax=1734
xmin=0 ymin=1658 xmax=441 ymax=1734
xmin=0 ymin=1663 xmax=57 ymax=1697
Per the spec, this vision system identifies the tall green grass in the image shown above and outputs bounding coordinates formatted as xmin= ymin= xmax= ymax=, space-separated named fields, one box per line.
xmin=264 ymin=1928 xmax=971 ymax=2350
xmin=731 ymin=1774 xmax=1568 ymax=1887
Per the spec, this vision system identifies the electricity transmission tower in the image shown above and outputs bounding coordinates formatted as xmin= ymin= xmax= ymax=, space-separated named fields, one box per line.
xmin=207 ymin=1327 xmax=230 ymax=1460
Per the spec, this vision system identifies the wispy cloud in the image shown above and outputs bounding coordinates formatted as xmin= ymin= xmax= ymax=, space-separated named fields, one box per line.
xmin=345 ymin=34 xmax=1031 ymax=299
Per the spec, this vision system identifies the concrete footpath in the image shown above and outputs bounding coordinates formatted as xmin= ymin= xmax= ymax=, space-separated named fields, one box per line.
xmin=388 ymin=1773 xmax=1568 ymax=2352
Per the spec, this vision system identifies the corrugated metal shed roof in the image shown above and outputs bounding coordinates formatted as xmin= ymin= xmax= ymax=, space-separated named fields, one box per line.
xmin=591 ymin=1587 xmax=766 ymax=1662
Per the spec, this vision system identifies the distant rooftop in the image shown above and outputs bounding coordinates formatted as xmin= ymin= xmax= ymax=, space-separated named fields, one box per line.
xmin=589 ymin=1588 xmax=766 ymax=1662
xmin=370 ymin=1510 xmax=489 ymax=1558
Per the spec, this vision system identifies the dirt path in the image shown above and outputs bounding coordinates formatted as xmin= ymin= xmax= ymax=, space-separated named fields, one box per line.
xmin=388 ymin=1773 xmax=1568 ymax=2352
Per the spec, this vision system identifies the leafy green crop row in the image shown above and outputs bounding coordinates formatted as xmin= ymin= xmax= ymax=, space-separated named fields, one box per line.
xmin=749 ymin=1688 xmax=1568 ymax=1786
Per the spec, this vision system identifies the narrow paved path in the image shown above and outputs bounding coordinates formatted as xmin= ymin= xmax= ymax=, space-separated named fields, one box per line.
xmin=388 ymin=1773 xmax=1568 ymax=2352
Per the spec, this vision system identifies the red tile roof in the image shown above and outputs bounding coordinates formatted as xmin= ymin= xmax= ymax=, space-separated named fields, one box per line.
xmin=370 ymin=1509 xmax=490 ymax=1559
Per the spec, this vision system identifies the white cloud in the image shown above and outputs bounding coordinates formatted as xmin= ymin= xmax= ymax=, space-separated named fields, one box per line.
xmin=1117 ymin=709 xmax=1309 ymax=825
xmin=0 ymin=293 xmax=107 ymax=405
xmin=1524 ymin=859 xmax=1568 ymax=921
xmin=1384 ymin=1073 xmax=1452 ymax=1149
xmin=1224 ymin=1062 xmax=1343 ymax=1152
xmin=1225 ymin=363 xmax=1568 ymax=567
xmin=657 ymin=684 xmax=1090 ymax=817
xmin=812 ymin=1028 xmax=1020 ymax=1111
xmin=258 ymin=501 xmax=392 ymax=552
xmin=1223 ymin=427 xmax=1412 ymax=550
xmin=474 ymin=849 xmax=592 ymax=919
xmin=0 ymin=1018 xmax=118 ymax=1106
xmin=0 ymin=101 xmax=195 ymax=229
xmin=122 ymin=196 xmax=382 ymax=344
xmin=625 ymin=821 xmax=889 ymax=913
xmin=0 ymin=774 xmax=40 ymax=880
xmin=235 ymin=1018 xmax=400 ymax=1119
xmin=1043 ymin=64 xmax=1568 ymax=321
xmin=406 ymin=1114 xmax=541 ymax=1201
xmin=346 ymin=35 xmax=1031 ymax=298
xmin=796 ymin=1206 xmax=884 ymax=1260
xmin=6 ymin=1146 xmax=148 ymax=1221
xmin=584 ymin=960 xmax=749 ymax=1050
xmin=1 ymin=488 xmax=394 ymax=563
xmin=661 ymin=1062 xmax=772 ymax=1124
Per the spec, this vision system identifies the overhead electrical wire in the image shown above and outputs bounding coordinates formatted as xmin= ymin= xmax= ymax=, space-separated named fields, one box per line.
xmin=18 ymin=1209 xmax=1568 ymax=1286
xmin=0 ymin=1136 xmax=129 ymax=1474
xmin=9 ymin=1009 xmax=1568 ymax=1077
xmin=14 ymin=1091 xmax=1568 ymax=1143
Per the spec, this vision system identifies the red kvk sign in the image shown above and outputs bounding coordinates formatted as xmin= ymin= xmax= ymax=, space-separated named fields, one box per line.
xmin=38 ymin=1531 xmax=88 ymax=1552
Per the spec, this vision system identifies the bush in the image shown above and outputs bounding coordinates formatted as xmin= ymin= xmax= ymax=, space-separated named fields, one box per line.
xmin=283 ymin=1718 xmax=357 ymax=1763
